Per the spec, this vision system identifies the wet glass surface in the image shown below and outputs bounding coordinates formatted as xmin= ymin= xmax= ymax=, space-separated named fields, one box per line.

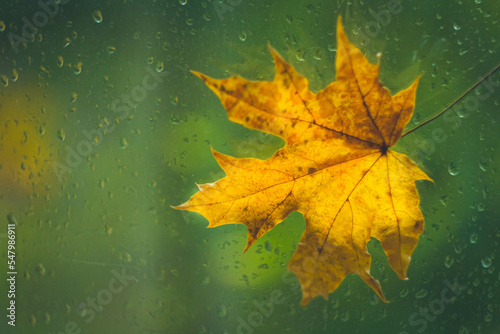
xmin=0 ymin=1 xmax=499 ymax=333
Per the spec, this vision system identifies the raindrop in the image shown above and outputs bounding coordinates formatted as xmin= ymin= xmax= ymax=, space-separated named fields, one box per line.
xmin=479 ymin=159 xmax=487 ymax=172
xmin=448 ymin=162 xmax=460 ymax=176
xmin=0 ymin=74 xmax=8 ymax=87
xmin=470 ymin=232 xmax=478 ymax=244
xmin=107 ymin=46 xmax=116 ymax=54
xmin=295 ymin=48 xmax=306 ymax=61
xmin=218 ymin=304 xmax=227 ymax=318
xmin=20 ymin=131 xmax=28 ymax=144
xmin=481 ymin=256 xmax=492 ymax=268
xmin=35 ymin=263 xmax=46 ymax=276
xmin=459 ymin=325 xmax=469 ymax=334
xmin=313 ymin=49 xmax=323 ymax=60
xmin=179 ymin=0 xmax=187 ymax=4
xmin=327 ymin=44 xmax=336 ymax=52
xmin=203 ymin=12 xmax=212 ymax=21
xmin=444 ymin=255 xmax=454 ymax=268
xmin=156 ymin=61 xmax=164 ymax=73
xmin=70 ymin=92 xmax=78 ymax=103
xmin=43 ymin=312 xmax=51 ymax=324
xmin=92 ymin=10 xmax=103 ymax=23
xmin=57 ymin=56 xmax=64 ymax=67
xmin=120 ymin=137 xmax=128 ymax=149
xmin=264 ymin=241 xmax=272 ymax=252
xmin=0 ymin=21 xmax=5 ymax=32
xmin=63 ymin=37 xmax=71 ymax=48
xmin=57 ymin=129 xmax=65 ymax=141
xmin=11 ymin=69 xmax=18 ymax=82
xmin=239 ymin=31 xmax=247 ymax=42
xmin=453 ymin=22 xmax=461 ymax=31
xmin=415 ymin=289 xmax=428 ymax=299
xmin=475 ymin=0 xmax=482 ymax=3
xmin=73 ymin=62 xmax=82 ymax=75
xmin=185 ymin=18 xmax=194 ymax=26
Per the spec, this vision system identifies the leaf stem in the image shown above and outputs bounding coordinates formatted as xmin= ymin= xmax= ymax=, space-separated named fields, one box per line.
xmin=402 ymin=63 xmax=500 ymax=137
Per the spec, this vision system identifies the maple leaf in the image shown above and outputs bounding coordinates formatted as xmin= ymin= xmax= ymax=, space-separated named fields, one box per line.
xmin=174 ymin=16 xmax=432 ymax=305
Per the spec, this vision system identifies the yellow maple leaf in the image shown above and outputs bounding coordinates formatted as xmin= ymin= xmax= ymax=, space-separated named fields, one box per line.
xmin=174 ymin=16 xmax=432 ymax=305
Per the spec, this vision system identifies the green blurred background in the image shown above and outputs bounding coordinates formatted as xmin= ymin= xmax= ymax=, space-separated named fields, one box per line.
xmin=0 ymin=0 xmax=499 ymax=333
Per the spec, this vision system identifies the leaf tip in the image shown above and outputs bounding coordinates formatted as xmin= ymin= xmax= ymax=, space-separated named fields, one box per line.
xmin=171 ymin=203 xmax=187 ymax=211
xmin=191 ymin=70 xmax=209 ymax=83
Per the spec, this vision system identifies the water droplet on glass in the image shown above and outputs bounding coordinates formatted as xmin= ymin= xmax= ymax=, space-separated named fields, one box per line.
xmin=120 ymin=137 xmax=128 ymax=149
xmin=415 ymin=289 xmax=428 ymax=299
xmin=92 ymin=10 xmax=103 ymax=23
xmin=479 ymin=159 xmax=487 ymax=172
xmin=295 ymin=48 xmax=306 ymax=61
xmin=179 ymin=0 xmax=187 ymax=4
xmin=481 ymin=256 xmax=492 ymax=268
xmin=475 ymin=0 xmax=482 ymax=3
xmin=11 ymin=68 xmax=18 ymax=82
xmin=327 ymin=44 xmax=336 ymax=52
xmin=448 ymin=162 xmax=460 ymax=176
xmin=43 ymin=312 xmax=51 ymax=324
xmin=458 ymin=325 xmax=469 ymax=334
xmin=156 ymin=61 xmax=164 ymax=73
xmin=453 ymin=22 xmax=461 ymax=30
xmin=0 ymin=21 xmax=5 ymax=32
xmin=57 ymin=56 xmax=64 ymax=67
xmin=35 ymin=263 xmax=46 ymax=276
xmin=0 ymin=74 xmax=8 ymax=87
xmin=203 ymin=12 xmax=212 ymax=21
xmin=57 ymin=129 xmax=65 ymax=141
xmin=470 ymin=232 xmax=478 ymax=244
xmin=107 ymin=46 xmax=116 ymax=54
xmin=63 ymin=37 xmax=71 ymax=48
xmin=444 ymin=255 xmax=454 ymax=268
xmin=313 ymin=49 xmax=323 ymax=60
xmin=73 ymin=62 xmax=82 ymax=75
xmin=239 ymin=31 xmax=247 ymax=42
xmin=70 ymin=92 xmax=78 ymax=103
